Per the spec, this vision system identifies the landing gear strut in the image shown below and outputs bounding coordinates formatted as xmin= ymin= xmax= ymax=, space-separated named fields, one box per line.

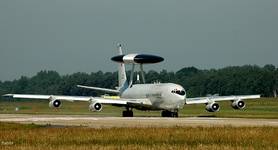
xmin=122 ymin=108 xmax=134 ymax=117
xmin=161 ymin=110 xmax=178 ymax=117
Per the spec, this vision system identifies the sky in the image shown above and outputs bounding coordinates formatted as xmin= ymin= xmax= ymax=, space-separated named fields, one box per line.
xmin=0 ymin=0 xmax=277 ymax=81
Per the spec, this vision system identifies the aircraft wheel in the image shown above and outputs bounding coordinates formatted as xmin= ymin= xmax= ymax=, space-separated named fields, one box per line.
xmin=161 ymin=110 xmax=178 ymax=118
xmin=173 ymin=112 xmax=178 ymax=118
xmin=128 ymin=111 xmax=133 ymax=117
xmin=122 ymin=110 xmax=133 ymax=117
xmin=161 ymin=110 xmax=171 ymax=117
xmin=161 ymin=110 xmax=168 ymax=117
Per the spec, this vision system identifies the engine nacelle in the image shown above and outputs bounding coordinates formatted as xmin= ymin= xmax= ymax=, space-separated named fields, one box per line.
xmin=89 ymin=102 xmax=102 ymax=112
xmin=49 ymin=100 xmax=62 ymax=108
xmin=206 ymin=102 xmax=220 ymax=112
xmin=231 ymin=100 xmax=246 ymax=110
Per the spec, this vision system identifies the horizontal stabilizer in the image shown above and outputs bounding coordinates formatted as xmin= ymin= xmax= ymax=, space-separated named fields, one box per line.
xmin=77 ymin=85 xmax=119 ymax=93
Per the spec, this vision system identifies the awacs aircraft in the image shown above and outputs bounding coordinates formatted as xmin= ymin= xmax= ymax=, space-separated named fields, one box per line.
xmin=3 ymin=45 xmax=260 ymax=117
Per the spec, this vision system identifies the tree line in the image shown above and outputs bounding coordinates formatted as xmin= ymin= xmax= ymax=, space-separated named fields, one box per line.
xmin=0 ymin=65 xmax=277 ymax=98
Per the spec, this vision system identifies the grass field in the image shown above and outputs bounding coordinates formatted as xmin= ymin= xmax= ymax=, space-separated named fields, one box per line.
xmin=0 ymin=97 xmax=278 ymax=118
xmin=0 ymin=98 xmax=278 ymax=149
xmin=0 ymin=122 xmax=277 ymax=150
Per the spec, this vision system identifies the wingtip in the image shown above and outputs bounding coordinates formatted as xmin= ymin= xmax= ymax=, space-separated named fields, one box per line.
xmin=2 ymin=94 xmax=13 ymax=98
xmin=77 ymin=85 xmax=84 ymax=88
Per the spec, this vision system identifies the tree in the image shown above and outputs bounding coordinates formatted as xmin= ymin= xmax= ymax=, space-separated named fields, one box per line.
xmin=0 ymin=65 xmax=277 ymax=97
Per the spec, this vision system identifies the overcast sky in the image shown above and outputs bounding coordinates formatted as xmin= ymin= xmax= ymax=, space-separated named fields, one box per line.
xmin=0 ymin=0 xmax=277 ymax=81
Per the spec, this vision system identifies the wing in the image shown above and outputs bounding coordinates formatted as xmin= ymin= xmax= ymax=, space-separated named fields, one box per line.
xmin=185 ymin=95 xmax=261 ymax=104
xmin=3 ymin=94 xmax=152 ymax=107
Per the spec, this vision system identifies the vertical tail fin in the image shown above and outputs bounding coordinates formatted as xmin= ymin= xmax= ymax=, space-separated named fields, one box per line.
xmin=117 ymin=44 xmax=128 ymax=93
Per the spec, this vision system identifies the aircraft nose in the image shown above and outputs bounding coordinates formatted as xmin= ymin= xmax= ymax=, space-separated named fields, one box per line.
xmin=111 ymin=55 xmax=124 ymax=62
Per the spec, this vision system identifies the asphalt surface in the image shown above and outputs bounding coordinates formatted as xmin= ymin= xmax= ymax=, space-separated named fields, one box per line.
xmin=1 ymin=114 xmax=278 ymax=128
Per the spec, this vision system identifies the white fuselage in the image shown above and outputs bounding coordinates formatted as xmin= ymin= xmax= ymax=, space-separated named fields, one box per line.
xmin=121 ymin=83 xmax=186 ymax=111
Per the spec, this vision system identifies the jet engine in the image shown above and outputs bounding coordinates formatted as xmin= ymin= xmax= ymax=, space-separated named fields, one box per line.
xmin=89 ymin=102 xmax=102 ymax=112
xmin=231 ymin=100 xmax=246 ymax=110
xmin=206 ymin=102 xmax=220 ymax=112
xmin=49 ymin=99 xmax=62 ymax=108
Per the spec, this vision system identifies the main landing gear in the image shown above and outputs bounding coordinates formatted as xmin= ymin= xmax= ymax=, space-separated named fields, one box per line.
xmin=122 ymin=108 xmax=134 ymax=117
xmin=161 ymin=110 xmax=178 ymax=117
xmin=122 ymin=108 xmax=178 ymax=118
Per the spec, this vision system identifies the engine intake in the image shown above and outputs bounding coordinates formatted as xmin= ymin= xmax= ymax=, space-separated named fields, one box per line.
xmin=89 ymin=102 xmax=102 ymax=112
xmin=231 ymin=100 xmax=245 ymax=110
xmin=206 ymin=102 xmax=220 ymax=112
xmin=49 ymin=100 xmax=62 ymax=108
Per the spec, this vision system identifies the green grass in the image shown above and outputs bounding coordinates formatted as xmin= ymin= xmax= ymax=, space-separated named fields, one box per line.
xmin=0 ymin=98 xmax=278 ymax=118
xmin=1 ymin=99 xmax=278 ymax=149
xmin=0 ymin=122 xmax=277 ymax=150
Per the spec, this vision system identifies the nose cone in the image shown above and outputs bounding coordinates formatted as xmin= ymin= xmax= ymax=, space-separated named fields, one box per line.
xmin=134 ymin=54 xmax=164 ymax=64
xmin=111 ymin=55 xmax=124 ymax=63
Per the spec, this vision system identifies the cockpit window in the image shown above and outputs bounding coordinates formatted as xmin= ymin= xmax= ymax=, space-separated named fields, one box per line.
xmin=176 ymin=90 xmax=186 ymax=96
xmin=171 ymin=89 xmax=186 ymax=96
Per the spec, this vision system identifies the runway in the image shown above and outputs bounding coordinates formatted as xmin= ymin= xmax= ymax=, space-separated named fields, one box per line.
xmin=1 ymin=114 xmax=278 ymax=128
